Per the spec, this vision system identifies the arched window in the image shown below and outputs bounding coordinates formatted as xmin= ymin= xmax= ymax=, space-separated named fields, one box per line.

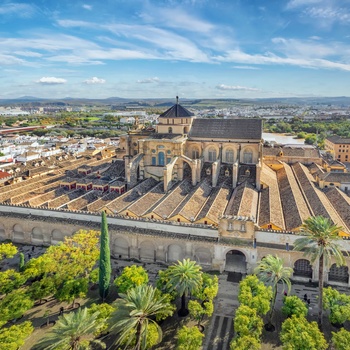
xmin=225 ymin=148 xmax=234 ymax=163
xmin=192 ymin=148 xmax=199 ymax=159
xmin=208 ymin=148 xmax=217 ymax=162
xmin=168 ymin=127 xmax=173 ymax=134
xmin=158 ymin=151 xmax=165 ymax=166
xmin=243 ymin=149 xmax=253 ymax=163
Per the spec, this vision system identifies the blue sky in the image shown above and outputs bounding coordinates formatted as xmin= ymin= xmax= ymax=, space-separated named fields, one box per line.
xmin=1 ymin=0 xmax=350 ymax=99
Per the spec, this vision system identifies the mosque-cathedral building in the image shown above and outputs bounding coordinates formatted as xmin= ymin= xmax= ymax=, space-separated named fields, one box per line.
xmin=1 ymin=98 xmax=350 ymax=285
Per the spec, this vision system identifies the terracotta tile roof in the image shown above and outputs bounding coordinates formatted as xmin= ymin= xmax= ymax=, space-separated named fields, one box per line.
xmin=47 ymin=189 xmax=86 ymax=208
xmin=178 ymin=179 xmax=212 ymax=221
xmin=324 ymin=187 xmax=350 ymax=232
xmin=259 ymin=166 xmax=285 ymax=230
xmin=276 ymin=163 xmax=311 ymax=230
xmin=152 ymin=179 xmax=192 ymax=218
xmin=263 ymin=145 xmax=320 ymax=158
xmin=65 ymin=191 xmax=101 ymax=211
xmin=29 ymin=187 xmax=67 ymax=207
xmin=105 ymin=177 xmax=158 ymax=213
xmin=225 ymin=182 xmax=258 ymax=219
xmin=101 ymin=160 xmax=125 ymax=179
xmin=87 ymin=191 xmax=119 ymax=212
xmin=11 ymin=183 xmax=61 ymax=205
xmin=292 ymin=162 xmax=349 ymax=231
xmin=189 ymin=119 xmax=262 ymax=140
xmin=319 ymin=172 xmax=350 ymax=183
xmin=308 ymin=163 xmax=324 ymax=179
xmin=127 ymin=182 xmax=166 ymax=217
xmin=0 ymin=171 xmax=11 ymax=179
xmin=204 ymin=183 xmax=231 ymax=224
xmin=326 ymin=135 xmax=350 ymax=144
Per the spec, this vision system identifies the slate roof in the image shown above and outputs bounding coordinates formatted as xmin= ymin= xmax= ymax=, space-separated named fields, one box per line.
xmin=159 ymin=103 xmax=194 ymax=119
xmin=189 ymin=119 xmax=262 ymax=140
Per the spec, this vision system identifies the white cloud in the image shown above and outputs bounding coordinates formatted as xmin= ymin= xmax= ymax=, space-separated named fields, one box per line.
xmin=309 ymin=36 xmax=322 ymax=40
xmin=14 ymin=50 xmax=42 ymax=57
xmin=215 ymin=47 xmax=350 ymax=71
xmin=84 ymin=77 xmax=106 ymax=84
xmin=82 ymin=4 xmax=92 ymax=10
xmin=232 ymin=65 xmax=260 ymax=70
xmin=139 ymin=7 xmax=214 ymax=33
xmin=137 ymin=77 xmax=160 ymax=84
xmin=271 ymin=37 xmax=338 ymax=58
xmin=0 ymin=54 xmax=26 ymax=65
xmin=304 ymin=6 xmax=350 ymax=23
xmin=0 ymin=3 xmax=36 ymax=17
xmin=216 ymin=84 xmax=259 ymax=91
xmin=37 ymin=77 xmax=67 ymax=84
xmin=58 ymin=20 xmax=211 ymax=63
xmin=286 ymin=0 xmax=322 ymax=9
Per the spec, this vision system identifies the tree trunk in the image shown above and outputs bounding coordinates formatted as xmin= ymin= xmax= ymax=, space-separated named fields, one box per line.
xmin=269 ymin=284 xmax=278 ymax=324
xmin=135 ymin=323 xmax=142 ymax=350
xmin=318 ymin=254 xmax=324 ymax=329
xmin=181 ymin=293 xmax=186 ymax=313
xmin=178 ymin=293 xmax=189 ymax=317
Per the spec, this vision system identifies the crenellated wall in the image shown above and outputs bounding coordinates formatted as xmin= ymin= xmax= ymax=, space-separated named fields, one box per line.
xmin=1 ymin=204 xmax=350 ymax=286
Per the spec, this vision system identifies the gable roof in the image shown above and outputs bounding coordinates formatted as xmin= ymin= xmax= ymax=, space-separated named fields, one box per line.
xmin=159 ymin=103 xmax=194 ymax=119
xmin=189 ymin=118 xmax=262 ymax=140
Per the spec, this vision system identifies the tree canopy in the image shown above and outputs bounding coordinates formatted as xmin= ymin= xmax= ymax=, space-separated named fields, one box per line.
xmin=332 ymin=329 xmax=350 ymax=350
xmin=280 ymin=315 xmax=327 ymax=350
xmin=0 ymin=321 xmax=34 ymax=350
xmin=294 ymin=215 xmax=345 ymax=327
xmin=254 ymin=255 xmax=292 ymax=323
xmin=0 ymin=243 xmax=17 ymax=260
xmin=162 ymin=259 xmax=203 ymax=316
xmin=114 ymin=265 xmax=149 ymax=294
xmin=109 ymin=284 xmax=174 ymax=350
xmin=176 ymin=326 xmax=204 ymax=350
xmin=36 ymin=307 xmax=105 ymax=350
xmin=323 ymin=287 xmax=350 ymax=325
xmin=238 ymin=275 xmax=272 ymax=316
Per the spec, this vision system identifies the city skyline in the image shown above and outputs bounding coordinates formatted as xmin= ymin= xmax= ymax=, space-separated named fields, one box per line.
xmin=1 ymin=0 xmax=350 ymax=99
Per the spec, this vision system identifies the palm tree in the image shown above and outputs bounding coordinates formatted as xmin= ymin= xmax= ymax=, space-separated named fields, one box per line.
xmin=109 ymin=284 xmax=173 ymax=350
xmin=36 ymin=307 xmax=105 ymax=350
xmin=294 ymin=216 xmax=345 ymax=328
xmin=165 ymin=258 xmax=203 ymax=316
xmin=254 ymin=254 xmax=292 ymax=327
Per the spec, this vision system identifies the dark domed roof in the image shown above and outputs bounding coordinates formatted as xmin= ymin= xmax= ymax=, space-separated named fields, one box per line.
xmin=159 ymin=97 xmax=194 ymax=119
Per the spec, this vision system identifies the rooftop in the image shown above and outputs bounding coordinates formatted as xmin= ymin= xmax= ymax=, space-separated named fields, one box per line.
xmin=158 ymin=97 xmax=194 ymax=119
xmin=189 ymin=118 xmax=263 ymax=140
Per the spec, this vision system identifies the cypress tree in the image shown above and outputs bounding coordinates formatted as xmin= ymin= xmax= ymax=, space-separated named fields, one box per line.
xmin=99 ymin=211 xmax=111 ymax=300
xmin=19 ymin=252 xmax=25 ymax=272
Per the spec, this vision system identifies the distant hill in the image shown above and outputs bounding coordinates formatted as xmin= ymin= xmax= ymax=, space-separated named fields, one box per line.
xmin=0 ymin=96 xmax=349 ymax=107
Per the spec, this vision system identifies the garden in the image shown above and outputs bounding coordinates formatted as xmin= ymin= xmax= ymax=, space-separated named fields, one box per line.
xmin=0 ymin=215 xmax=350 ymax=349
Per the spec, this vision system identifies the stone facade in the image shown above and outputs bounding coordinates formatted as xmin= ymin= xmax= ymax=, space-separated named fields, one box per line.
xmin=120 ymin=100 xmax=263 ymax=191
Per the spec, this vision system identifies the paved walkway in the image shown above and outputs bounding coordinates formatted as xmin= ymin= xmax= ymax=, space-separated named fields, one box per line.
xmin=203 ymin=272 xmax=350 ymax=350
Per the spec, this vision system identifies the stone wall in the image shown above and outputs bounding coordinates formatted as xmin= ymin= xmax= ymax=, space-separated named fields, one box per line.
xmin=1 ymin=204 xmax=350 ymax=286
